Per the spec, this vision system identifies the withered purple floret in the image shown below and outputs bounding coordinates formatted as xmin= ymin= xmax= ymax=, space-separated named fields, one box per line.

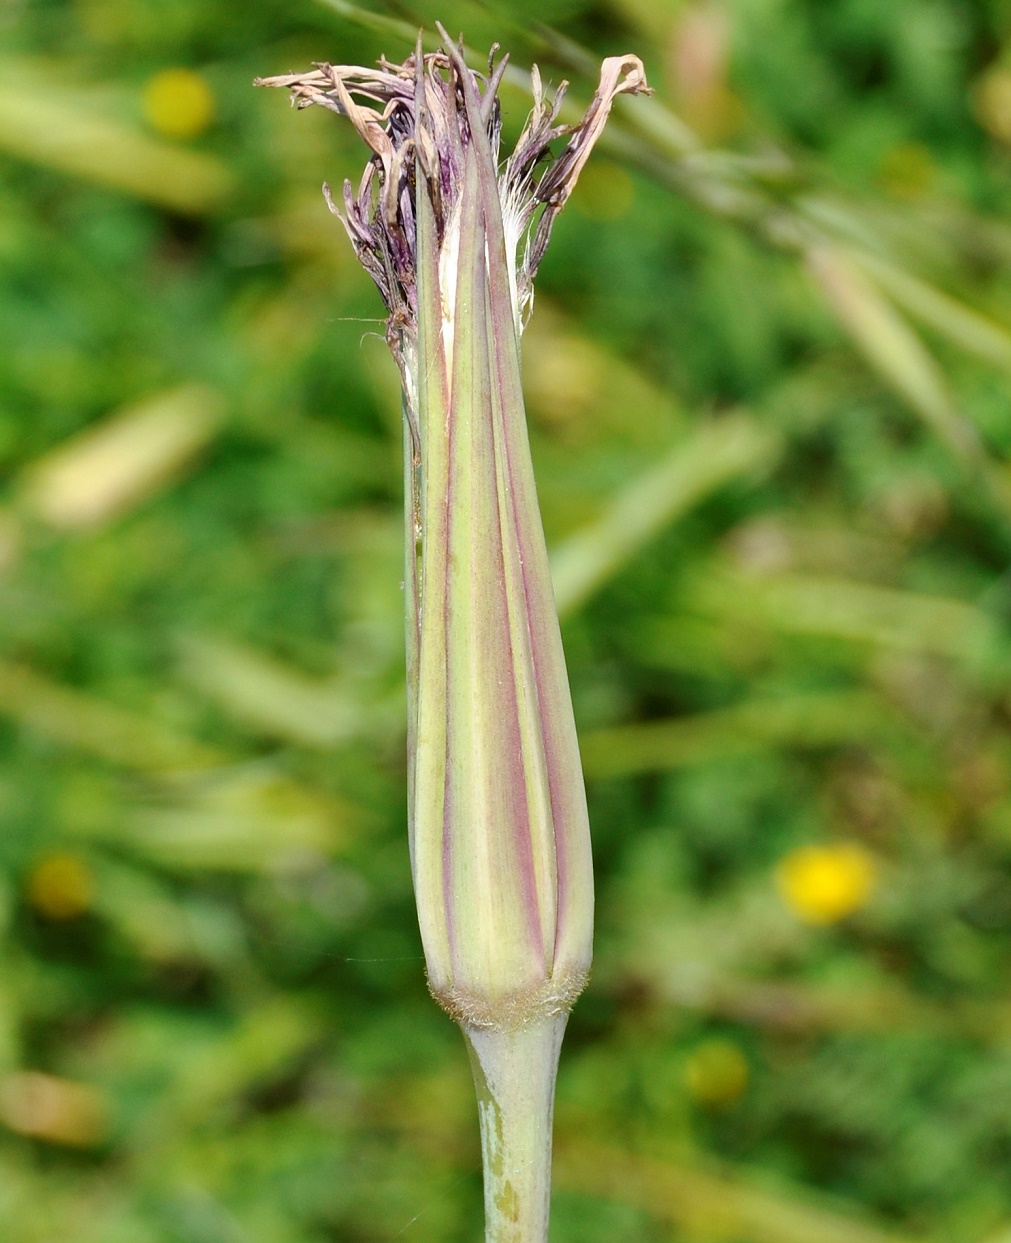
xmin=256 ymin=31 xmax=650 ymax=385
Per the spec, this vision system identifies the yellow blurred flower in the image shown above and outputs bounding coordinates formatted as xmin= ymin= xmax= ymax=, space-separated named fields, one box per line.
xmin=684 ymin=1038 xmax=749 ymax=1108
xmin=776 ymin=842 xmax=876 ymax=925
xmin=143 ymin=68 xmax=215 ymax=140
xmin=877 ymin=142 xmax=936 ymax=200
xmin=26 ymin=852 xmax=94 ymax=920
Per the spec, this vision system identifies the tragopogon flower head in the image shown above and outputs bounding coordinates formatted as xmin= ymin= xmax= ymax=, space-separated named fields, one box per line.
xmin=257 ymin=33 xmax=649 ymax=1032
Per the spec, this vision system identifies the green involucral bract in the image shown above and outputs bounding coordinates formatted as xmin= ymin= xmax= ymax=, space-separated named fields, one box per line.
xmin=258 ymin=32 xmax=647 ymax=1029
xmin=410 ymin=48 xmax=592 ymax=1029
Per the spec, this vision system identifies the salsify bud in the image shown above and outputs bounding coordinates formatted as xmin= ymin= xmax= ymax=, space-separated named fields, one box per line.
xmin=257 ymin=32 xmax=648 ymax=1242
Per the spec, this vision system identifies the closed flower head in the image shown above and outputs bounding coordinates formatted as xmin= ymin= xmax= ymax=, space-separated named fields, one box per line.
xmin=257 ymin=34 xmax=648 ymax=1032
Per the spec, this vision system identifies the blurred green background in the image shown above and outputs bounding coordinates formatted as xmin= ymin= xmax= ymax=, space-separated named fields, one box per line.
xmin=5 ymin=0 xmax=1011 ymax=1239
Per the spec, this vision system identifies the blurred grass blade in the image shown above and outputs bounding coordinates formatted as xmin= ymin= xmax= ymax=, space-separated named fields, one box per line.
xmin=0 ymin=661 xmax=218 ymax=771
xmin=127 ymin=768 xmax=349 ymax=872
xmin=807 ymin=246 xmax=979 ymax=459
xmin=129 ymin=998 xmax=325 ymax=1138
xmin=0 ymin=661 xmax=355 ymax=869
xmin=851 ymin=250 xmax=1011 ymax=378
xmin=651 ymin=972 xmax=1011 ymax=1042
xmin=650 ymin=971 xmax=930 ymax=1036
xmin=0 ymin=1072 xmax=109 ymax=1148
xmin=0 ymin=64 xmax=233 ymax=213
xmin=692 ymin=570 xmax=999 ymax=663
xmin=312 ymin=0 xmax=419 ymax=44
xmin=176 ymin=633 xmax=363 ymax=748
xmin=551 ymin=416 xmax=778 ymax=617
xmin=555 ymin=1142 xmax=931 ymax=1243
xmin=579 ymin=689 xmax=909 ymax=778
xmin=94 ymin=862 xmax=210 ymax=965
xmin=19 ymin=384 xmax=224 ymax=531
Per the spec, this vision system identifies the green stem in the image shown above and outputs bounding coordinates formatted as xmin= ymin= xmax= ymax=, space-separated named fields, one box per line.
xmin=463 ymin=1015 xmax=568 ymax=1243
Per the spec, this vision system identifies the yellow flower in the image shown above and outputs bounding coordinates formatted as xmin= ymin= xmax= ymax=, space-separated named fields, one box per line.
xmin=776 ymin=842 xmax=876 ymax=924
xmin=26 ymin=852 xmax=94 ymax=920
xmin=877 ymin=142 xmax=936 ymax=200
xmin=143 ymin=68 xmax=215 ymax=140
xmin=684 ymin=1039 xmax=749 ymax=1108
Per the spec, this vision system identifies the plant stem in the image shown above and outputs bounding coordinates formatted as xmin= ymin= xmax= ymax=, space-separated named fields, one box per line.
xmin=463 ymin=1015 xmax=568 ymax=1243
